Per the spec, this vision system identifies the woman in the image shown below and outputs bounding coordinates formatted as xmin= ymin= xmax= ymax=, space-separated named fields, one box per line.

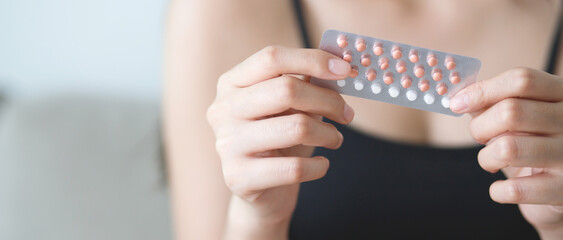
xmin=164 ymin=0 xmax=563 ymax=239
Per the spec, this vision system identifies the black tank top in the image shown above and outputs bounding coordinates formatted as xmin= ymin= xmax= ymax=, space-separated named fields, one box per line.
xmin=289 ymin=1 xmax=562 ymax=239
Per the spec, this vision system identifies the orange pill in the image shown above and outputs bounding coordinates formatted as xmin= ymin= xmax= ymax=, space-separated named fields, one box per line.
xmin=383 ymin=72 xmax=394 ymax=85
xmin=436 ymin=83 xmax=448 ymax=95
xmin=408 ymin=49 xmax=419 ymax=63
xmin=414 ymin=65 xmax=425 ymax=78
xmin=431 ymin=68 xmax=443 ymax=81
xmin=361 ymin=54 xmax=372 ymax=67
xmin=355 ymin=38 xmax=367 ymax=52
xmin=342 ymin=50 xmax=353 ymax=63
xmin=395 ymin=60 xmax=407 ymax=73
xmin=350 ymin=66 xmax=359 ymax=78
xmin=450 ymin=72 xmax=461 ymax=84
xmin=418 ymin=78 xmax=430 ymax=92
xmin=391 ymin=46 xmax=402 ymax=59
xmin=401 ymin=75 xmax=412 ymax=88
xmin=366 ymin=68 xmax=377 ymax=81
xmin=337 ymin=34 xmax=348 ymax=48
xmin=445 ymin=56 xmax=456 ymax=70
xmin=427 ymin=53 xmax=438 ymax=67
xmin=378 ymin=57 xmax=389 ymax=70
xmin=373 ymin=42 xmax=384 ymax=56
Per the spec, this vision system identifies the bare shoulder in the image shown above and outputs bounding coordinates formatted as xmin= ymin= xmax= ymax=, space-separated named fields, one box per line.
xmin=167 ymin=0 xmax=302 ymax=61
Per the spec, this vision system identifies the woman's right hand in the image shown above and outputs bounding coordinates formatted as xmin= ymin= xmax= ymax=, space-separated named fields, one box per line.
xmin=206 ymin=46 xmax=354 ymax=239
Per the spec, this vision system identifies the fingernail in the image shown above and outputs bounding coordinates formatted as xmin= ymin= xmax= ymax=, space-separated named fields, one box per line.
xmin=450 ymin=91 xmax=469 ymax=112
xmin=329 ymin=58 xmax=350 ymax=76
xmin=343 ymin=103 xmax=354 ymax=123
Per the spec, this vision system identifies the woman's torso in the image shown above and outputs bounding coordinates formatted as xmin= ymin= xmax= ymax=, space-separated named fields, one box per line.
xmin=288 ymin=1 xmax=560 ymax=239
xmin=300 ymin=0 xmax=560 ymax=146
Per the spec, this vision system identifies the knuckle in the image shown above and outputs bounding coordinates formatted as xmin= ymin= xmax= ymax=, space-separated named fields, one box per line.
xmin=498 ymin=99 xmax=522 ymax=130
xmin=511 ymin=67 xmax=535 ymax=93
xmin=222 ymin=163 xmax=254 ymax=197
xmin=289 ymin=114 xmax=311 ymax=141
xmin=470 ymin=82 xmax=486 ymax=103
xmin=468 ymin=119 xmax=486 ymax=144
xmin=305 ymin=50 xmax=325 ymax=75
xmin=327 ymin=88 xmax=342 ymax=100
xmin=223 ymin=174 xmax=237 ymax=190
xmin=504 ymin=180 xmax=525 ymax=203
xmin=511 ymin=67 xmax=534 ymax=80
xmin=217 ymin=72 xmax=228 ymax=88
xmin=206 ymin=102 xmax=220 ymax=125
xmin=495 ymin=136 xmax=519 ymax=165
xmin=214 ymin=138 xmax=231 ymax=157
xmin=328 ymin=90 xmax=346 ymax=111
xmin=261 ymin=45 xmax=282 ymax=67
xmin=222 ymin=165 xmax=239 ymax=190
xmin=275 ymin=77 xmax=299 ymax=104
xmin=282 ymin=157 xmax=305 ymax=183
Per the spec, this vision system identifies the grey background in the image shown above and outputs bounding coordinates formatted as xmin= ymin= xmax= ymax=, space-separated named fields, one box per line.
xmin=0 ymin=0 xmax=172 ymax=239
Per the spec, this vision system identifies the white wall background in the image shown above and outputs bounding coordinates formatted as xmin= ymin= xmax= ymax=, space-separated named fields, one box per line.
xmin=0 ymin=0 xmax=167 ymax=99
xmin=0 ymin=2 xmax=172 ymax=239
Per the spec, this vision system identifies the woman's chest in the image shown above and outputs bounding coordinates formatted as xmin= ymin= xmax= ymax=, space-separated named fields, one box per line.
xmin=301 ymin=0 xmax=559 ymax=146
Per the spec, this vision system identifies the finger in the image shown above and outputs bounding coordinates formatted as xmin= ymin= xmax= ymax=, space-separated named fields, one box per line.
xmin=226 ymin=156 xmax=330 ymax=194
xmin=469 ymin=98 xmax=563 ymax=143
xmin=489 ymin=173 xmax=563 ymax=205
xmin=234 ymin=113 xmax=343 ymax=155
xmin=232 ymin=75 xmax=354 ymax=124
xmin=478 ymin=135 xmax=563 ymax=173
xmin=450 ymin=68 xmax=563 ymax=113
xmin=220 ymin=46 xmax=351 ymax=88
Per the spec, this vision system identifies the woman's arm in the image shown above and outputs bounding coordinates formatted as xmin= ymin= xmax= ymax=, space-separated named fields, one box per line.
xmin=163 ymin=1 xmax=301 ymax=239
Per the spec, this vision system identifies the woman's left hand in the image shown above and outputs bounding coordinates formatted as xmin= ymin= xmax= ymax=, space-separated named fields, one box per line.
xmin=450 ymin=67 xmax=563 ymax=239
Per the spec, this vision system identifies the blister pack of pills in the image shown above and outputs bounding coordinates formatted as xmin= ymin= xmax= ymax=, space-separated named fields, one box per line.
xmin=310 ymin=30 xmax=482 ymax=116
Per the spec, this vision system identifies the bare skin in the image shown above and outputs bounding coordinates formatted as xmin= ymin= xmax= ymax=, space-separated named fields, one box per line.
xmin=164 ymin=0 xmax=563 ymax=239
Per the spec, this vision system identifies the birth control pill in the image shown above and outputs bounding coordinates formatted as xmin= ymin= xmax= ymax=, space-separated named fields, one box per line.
xmin=366 ymin=68 xmax=377 ymax=81
xmin=361 ymin=54 xmax=372 ymax=67
xmin=441 ymin=97 xmax=450 ymax=108
xmin=445 ymin=56 xmax=456 ymax=70
xmin=388 ymin=86 xmax=400 ymax=98
xmin=401 ymin=75 xmax=412 ymax=88
xmin=414 ymin=65 xmax=425 ymax=78
xmin=383 ymin=72 xmax=394 ymax=85
xmin=371 ymin=83 xmax=382 ymax=94
xmin=392 ymin=46 xmax=402 ymax=59
xmin=432 ymin=68 xmax=443 ymax=81
xmin=378 ymin=57 xmax=390 ymax=70
xmin=337 ymin=34 xmax=348 ymax=48
xmin=436 ymin=83 xmax=448 ymax=95
xmin=354 ymin=80 xmax=364 ymax=91
xmin=418 ymin=79 xmax=430 ymax=92
xmin=356 ymin=38 xmax=367 ymax=52
xmin=373 ymin=42 xmax=384 ymax=56
xmin=424 ymin=93 xmax=435 ymax=105
xmin=427 ymin=53 xmax=438 ymax=67
xmin=396 ymin=60 xmax=407 ymax=74
xmin=406 ymin=90 xmax=418 ymax=101
xmin=343 ymin=50 xmax=353 ymax=62
xmin=450 ymin=72 xmax=461 ymax=84
xmin=350 ymin=66 xmax=359 ymax=78
xmin=409 ymin=49 xmax=419 ymax=63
